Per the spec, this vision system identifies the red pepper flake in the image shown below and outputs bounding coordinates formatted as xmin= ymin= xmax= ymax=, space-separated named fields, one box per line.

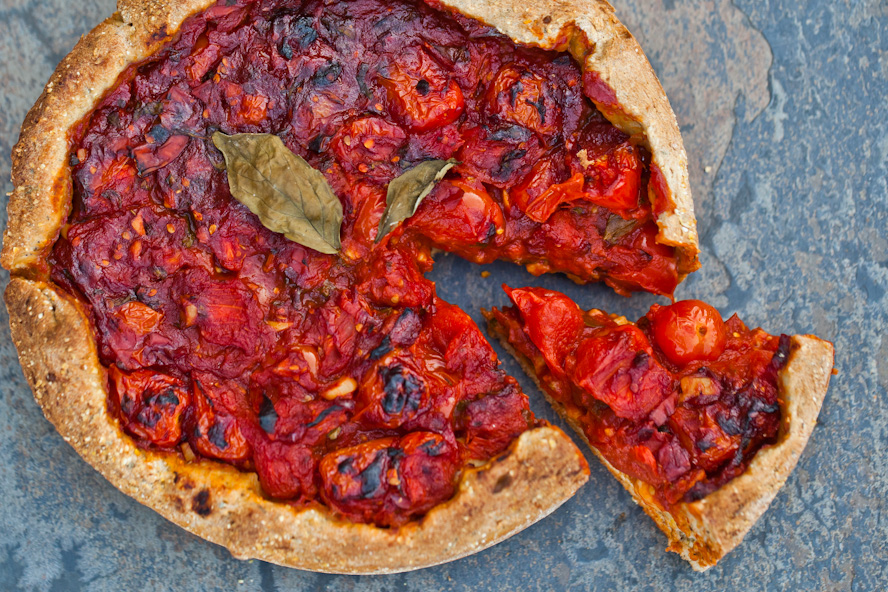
xmin=166 ymin=223 xmax=176 ymax=234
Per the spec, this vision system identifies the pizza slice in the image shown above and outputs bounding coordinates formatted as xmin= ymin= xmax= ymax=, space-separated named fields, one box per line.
xmin=485 ymin=287 xmax=834 ymax=570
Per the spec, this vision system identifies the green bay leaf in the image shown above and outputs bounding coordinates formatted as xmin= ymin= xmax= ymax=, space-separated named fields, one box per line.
xmin=376 ymin=159 xmax=459 ymax=242
xmin=212 ymin=132 xmax=343 ymax=255
xmin=603 ymin=215 xmax=638 ymax=245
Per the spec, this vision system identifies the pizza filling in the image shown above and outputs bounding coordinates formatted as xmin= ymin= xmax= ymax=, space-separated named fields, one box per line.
xmin=49 ymin=0 xmax=683 ymax=525
xmin=487 ymin=288 xmax=789 ymax=508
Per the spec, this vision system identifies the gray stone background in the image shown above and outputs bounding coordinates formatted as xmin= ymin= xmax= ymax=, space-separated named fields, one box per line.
xmin=1 ymin=0 xmax=886 ymax=590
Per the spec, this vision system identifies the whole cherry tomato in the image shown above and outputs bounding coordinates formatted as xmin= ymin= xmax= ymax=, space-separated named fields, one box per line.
xmin=650 ymin=300 xmax=727 ymax=366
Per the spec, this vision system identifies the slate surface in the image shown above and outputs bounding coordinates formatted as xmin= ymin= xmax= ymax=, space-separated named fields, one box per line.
xmin=0 ymin=0 xmax=886 ymax=590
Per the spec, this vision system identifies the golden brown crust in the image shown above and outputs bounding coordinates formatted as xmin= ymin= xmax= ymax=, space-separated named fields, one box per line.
xmin=6 ymin=277 xmax=589 ymax=574
xmin=485 ymin=312 xmax=834 ymax=571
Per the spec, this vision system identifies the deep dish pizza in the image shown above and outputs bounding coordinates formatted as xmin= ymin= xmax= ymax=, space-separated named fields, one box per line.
xmin=2 ymin=0 xmax=705 ymax=574
xmin=485 ymin=288 xmax=834 ymax=569
xmin=4 ymin=0 xmax=835 ymax=575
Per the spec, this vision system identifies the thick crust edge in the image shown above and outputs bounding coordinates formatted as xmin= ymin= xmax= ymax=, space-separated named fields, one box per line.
xmin=5 ymin=277 xmax=589 ymax=574
xmin=485 ymin=312 xmax=834 ymax=571
xmin=3 ymin=0 xmax=699 ymax=277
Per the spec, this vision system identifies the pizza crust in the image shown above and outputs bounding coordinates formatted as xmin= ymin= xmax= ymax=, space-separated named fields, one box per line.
xmin=6 ymin=276 xmax=590 ymax=574
xmin=485 ymin=312 xmax=834 ymax=570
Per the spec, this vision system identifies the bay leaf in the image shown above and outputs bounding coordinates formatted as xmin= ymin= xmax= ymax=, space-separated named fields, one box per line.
xmin=212 ymin=132 xmax=343 ymax=254
xmin=603 ymin=215 xmax=638 ymax=244
xmin=375 ymin=159 xmax=458 ymax=242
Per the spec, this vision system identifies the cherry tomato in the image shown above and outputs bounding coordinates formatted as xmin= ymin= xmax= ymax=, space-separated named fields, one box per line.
xmin=356 ymin=354 xmax=430 ymax=429
xmin=576 ymin=143 xmax=641 ymax=211
xmin=253 ymin=440 xmax=317 ymax=499
xmin=512 ymin=158 xmax=585 ymax=223
xmin=650 ymin=300 xmax=727 ymax=366
xmin=486 ymin=64 xmax=561 ymax=136
xmin=114 ymin=301 xmax=163 ymax=336
xmin=380 ymin=47 xmax=464 ymax=132
xmin=409 ymin=177 xmax=504 ymax=243
xmin=330 ymin=116 xmax=406 ymax=181
xmin=110 ymin=366 xmax=189 ymax=447
xmin=506 ymin=286 xmax=585 ymax=370
xmin=187 ymin=376 xmax=251 ymax=462
xmin=571 ymin=325 xmax=672 ymax=421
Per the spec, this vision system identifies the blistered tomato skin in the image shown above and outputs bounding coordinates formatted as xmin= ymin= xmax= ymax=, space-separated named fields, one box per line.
xmin=380 ymin=46 xmax=465 ymax=133
xmin=50 ymin=0 xmax=684 ymax=526
xmin=110 ymin=367 xmax=190 ymax=448
xmin=650 ymin=300 xmax=728 ymax=366
xmin=494 ymin=287 xmax=787 ymax=508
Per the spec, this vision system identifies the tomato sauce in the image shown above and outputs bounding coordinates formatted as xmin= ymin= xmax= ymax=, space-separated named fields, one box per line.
xmin=49 ymin=0 xmax=679 ymax=525
xmin=488 ymin=288 xmax=789 ymax=508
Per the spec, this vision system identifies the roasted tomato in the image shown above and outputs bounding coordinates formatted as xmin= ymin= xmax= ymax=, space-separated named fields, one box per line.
xmin=110 ymin=366 xmax=189 ymax=447
xmin=456 ymin=124 xmax=543 ymax=187
xmin=603 ymin=222 xmax=680 ymax=297
xmin=330 ymin=115 xmax=407 ymax=180
xmin=132 ymin=135 xmax=190 ymax=176
xmin=511 ymin=157 xmax=584 ymax=223
xmin=187 ymin=376 xmax=250 ymax=462
xmin=357 ymin=246 xmax=434 ymax=308
xmin=668 ymin=405 xmax=742 ymax=473
xmin=408 ymin=177 xmax=504 ymax=244
xmin=457 ymin=383 xmax=532 ymax=460
xmin=486 ymin=63 xmax=562 ymax=136
xmin=650 ymin=300 xmax=728 ymax=366
xmin=572 ymin=114 xmax=642 ymax=212
xmin=318 ymin=432 xmax=458 ymax=526
xmin=571 ymin=325 xmax=673 ymax=422
xmin=356 ymin=354 xmax=431 ymax=429
xmin=253 ymin=439 xmax=318 ymax=499
xmin=505 ymin=287 xmax=585 ymax=371
xmin=379 ymin=46 xmax=464 ymax=132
